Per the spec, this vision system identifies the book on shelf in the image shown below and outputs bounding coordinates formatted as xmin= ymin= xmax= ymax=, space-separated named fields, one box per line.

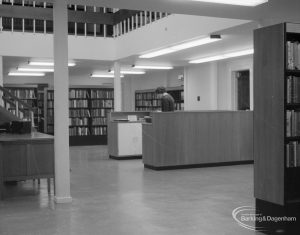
xmin=69 ymin=109 xmax=91 ymax=118
xmin=69 ymin=89 xmax=89 ymax=99
xmin=286 ymin=110 xmax=300 ymax=137
xmin=91 ymin=100 xmax=113 ymax=108
xmin=287 ymin=76 xmax=300 ymax=103
xmin=69 ymin=117 xmax=89 ymax=126
xmin=69 ymin=99 xmax=88 ymax=108
xmin=287 ymin=40 xmax=300 ymax=70
xmin=286 ymin=141 xmax=300 ymax=167
xmin=69 ymin=126 xmax=90 ymax=136
xmin=6 ymin=89 xmax=36 ymax=99
xmin=92 ymin=117 xmax=107 ymax=125
xmin=91 ymin=90 xmax=113 ymax=99
xmin=91 ymin=126 xmax=107 ymax=135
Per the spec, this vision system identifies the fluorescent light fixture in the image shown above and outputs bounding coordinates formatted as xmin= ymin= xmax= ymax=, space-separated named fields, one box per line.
xmin=90 ymin=74 xmax=124 ymax=78
xmin=109 ymin=70 xmax=146 ymax=75
xmin=18 ymin=67 xmax=54 ymax=72
xmin=191 ymin=0 xmax=268 ymax=7
xmin=8 ymin=72 xmax=45 ymax=76
xmin=29 ymin=61 xmax=76 ymax=67
xmin=189 ymin=49 xmax=254 ymax=64
xmin=133 ymin=65 xmax=174 ymax=70
xmin=139 ymin=35 xmax=221 ymax=58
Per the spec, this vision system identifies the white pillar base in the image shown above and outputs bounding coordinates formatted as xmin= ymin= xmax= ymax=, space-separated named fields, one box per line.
xmin=54 ymin=196 xmax=73 ymax=204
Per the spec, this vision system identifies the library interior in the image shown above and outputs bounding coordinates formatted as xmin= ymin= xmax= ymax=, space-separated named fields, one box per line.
xmin=0 ymin=0 xmax=300 ymax=234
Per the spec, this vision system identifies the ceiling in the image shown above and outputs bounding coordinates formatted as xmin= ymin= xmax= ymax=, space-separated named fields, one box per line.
xmin=3 ymin=0 xmax=299 ymax=77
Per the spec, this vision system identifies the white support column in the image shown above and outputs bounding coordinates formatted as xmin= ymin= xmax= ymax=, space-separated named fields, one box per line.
xmin=114 ymin=62 xmax=122 ymax=111
xmin=53 ymin=0 xmax=72 ymax=204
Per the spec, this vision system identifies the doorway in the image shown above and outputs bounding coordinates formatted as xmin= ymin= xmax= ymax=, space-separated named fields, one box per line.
xmin=235 ymin=70 xmax=250 ymax=110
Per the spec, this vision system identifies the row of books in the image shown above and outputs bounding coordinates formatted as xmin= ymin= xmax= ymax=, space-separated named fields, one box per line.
xmin=91 ymin=126 xmax=107 ymax=135
xmin=91 ymin=90 xmax=114 ymax=99
xmin=69 ymin=99 xmax=89 ymax=108
xmin=287 ymin=41 xmax=300 ymax=70
xmin=287 ymin=76 xmax=300 ymax=103
xmin=136 ymin=92 xmax=159 ymax=100
xmin=69 ymin=117 xmax=89 ymax=126
xmin=69 ymin=127 xmax=90 ymax=136
xmin=92 ymin=117 xmax=107 ymax=125
xmin=69 ymin=89 xmax=89 ymax=99
xmin=7 ymin=89 xmax=36 ymax=99
xmin=136 ymin=100 xmax=161 ymax=107
xmin=286 ymin=141 xmax=300 ymax=167
xmin=286 ymin=110 xmax=300 ymax=137
xmin=136 ymin=107 xmax=160 ymax=111
xmin=91 ymin=100 xmax=113 ymax=108
xmin=90 ymin=108 xmax=112 ymax=117
xmin=70 ymin=109 xmax=91 ymax=118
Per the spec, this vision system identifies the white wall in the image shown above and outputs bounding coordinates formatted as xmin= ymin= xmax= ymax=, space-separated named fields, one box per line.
xmin=183 ymin=54 xmax=253 ymax=111
xmin=217 ymin=55 xmax=253 ymax=110
xmin=0 ymin=32 xmax=116 ymax=60
xmin=184 ymin=62 xmax=217 ymax=110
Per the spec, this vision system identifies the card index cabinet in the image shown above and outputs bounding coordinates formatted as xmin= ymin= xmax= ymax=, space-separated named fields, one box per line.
xmin=45 ymin=88 xmax=114 ymax=146
xmin=254 ymin=22 xmax=300 ymax=206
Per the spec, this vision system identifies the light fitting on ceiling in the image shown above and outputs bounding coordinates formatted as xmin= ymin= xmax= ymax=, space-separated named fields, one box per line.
xmin=28 ymin=61 xmax=76 ymax=67
xmin=191 ymin=0 xmax=268 ymax=7
xmin=132 ymin=65 xmax=174 ymax=70
xmin=18 ymin=67 xmax=54 ymax=72
xmin=109 ymin=70 xmax=146 ymax=75
xmin=189 ymin=49 xmax=254 ymax=64
xmin=90 ymin=74 xmax=124 ymax=78
xmin=8 ymin=72 xmax=45 ymax=76
xmin=139 ymin=35 xmax=221 ymax=59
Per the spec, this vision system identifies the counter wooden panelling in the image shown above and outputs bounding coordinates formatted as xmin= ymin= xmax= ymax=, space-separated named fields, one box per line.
xmin=143 ymin=111 xmax=253 ymax=169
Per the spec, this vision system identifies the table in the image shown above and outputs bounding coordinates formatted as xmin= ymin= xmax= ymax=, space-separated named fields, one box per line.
xmin=0 ymin=132 xmax=54 ymax=199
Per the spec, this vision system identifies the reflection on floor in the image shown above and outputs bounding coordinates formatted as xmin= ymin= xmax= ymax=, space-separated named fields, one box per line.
xmin=0 ymin=146 xmax=258 ymax=235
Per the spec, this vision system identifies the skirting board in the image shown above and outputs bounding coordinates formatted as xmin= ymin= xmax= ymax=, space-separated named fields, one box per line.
xmin=109 ymin=155 xmax=142 ymax=160
xmin=144 ymin=160 xmax=254 ymax=171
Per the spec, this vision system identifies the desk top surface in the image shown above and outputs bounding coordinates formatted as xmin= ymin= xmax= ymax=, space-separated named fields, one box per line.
xmin=0 ymin=132 xmax=54 ymax=142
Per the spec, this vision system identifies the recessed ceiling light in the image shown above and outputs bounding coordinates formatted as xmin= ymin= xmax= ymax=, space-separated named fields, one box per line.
xmin=139 ymin=35 xmax=221 ymax=58
xmin=189 ymin=49 xmax=254 ymax=64
xmin=109 ymin=70 xmax=146 ymax=75
xmin=133 ymin=65 xmax=174 ymax=70
xmin=191 ymin=0 xmax=268 ymax=7
xmin=8 ymin=72 xmax=45 ymax=76
xmin=18 ymin=67 xmax=54 ymax=72
xmin=28 ymin=61 xmax=76 ymax=67
xmin=90 ymin=74 xmax=124 ymax=78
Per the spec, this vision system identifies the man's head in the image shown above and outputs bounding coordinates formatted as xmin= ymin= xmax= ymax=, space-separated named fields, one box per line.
xmin=155 ymin=87 xmax=166 ymax=99
xmin=156 ymin=86 xmax=166 ymax=94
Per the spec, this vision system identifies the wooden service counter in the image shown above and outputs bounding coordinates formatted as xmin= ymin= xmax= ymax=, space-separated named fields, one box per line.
xmin=0 ymin=132 xmax=54 ymax=199
xmin=142 ymin=111 xmax=253 ymax=170
xmin=108 ymin=112 xmax=150 ymax=160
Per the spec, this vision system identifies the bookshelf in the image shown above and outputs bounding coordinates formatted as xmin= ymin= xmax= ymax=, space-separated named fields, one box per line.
xmin=254 ymin=23 xmax=300 ymax=207
xmin=135 ymin=87 xmax=184 ymax=111
xmin=3 ymin=86 xmax=44 ymax=131
xmin=45 ymin=87 xmax=114 ymax=146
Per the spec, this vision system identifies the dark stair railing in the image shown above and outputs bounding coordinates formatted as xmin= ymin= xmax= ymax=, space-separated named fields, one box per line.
xmin=0 ymin=85 xmax=35 ymax=127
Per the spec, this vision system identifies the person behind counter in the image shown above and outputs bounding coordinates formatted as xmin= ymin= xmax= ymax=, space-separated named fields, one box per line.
xmin=155 ymin=87 xmax=175 ymax=112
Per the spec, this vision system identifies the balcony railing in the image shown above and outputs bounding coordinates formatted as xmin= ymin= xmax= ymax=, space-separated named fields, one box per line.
xmin=0 ymin=0 xmax=170 ymax=38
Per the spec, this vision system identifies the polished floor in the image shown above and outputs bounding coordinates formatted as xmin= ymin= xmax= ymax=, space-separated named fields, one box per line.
xmin=0 ymin=146 xmax=259 ymax=235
